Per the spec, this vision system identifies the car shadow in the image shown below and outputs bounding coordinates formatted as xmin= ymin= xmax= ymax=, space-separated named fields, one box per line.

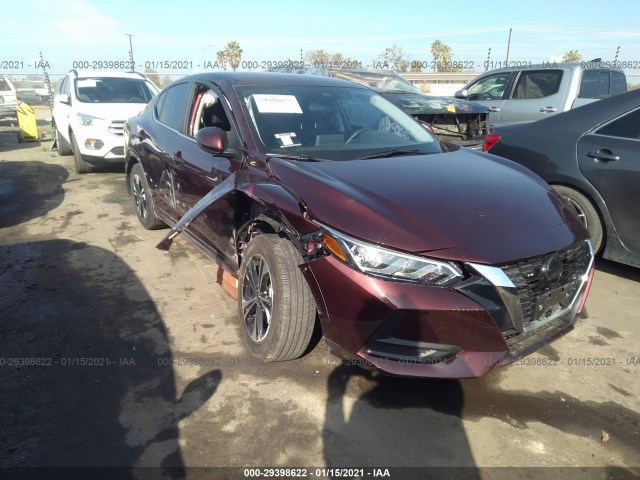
xmin=0 ymin=160 xmax=68 ymax=228
xmin=323 ymin=364 xmax=639 ymax=478
xmin=0 ymin=240 xmax=221 ymax=475
xmin=595 ymin=257 xmax=640 ymax=282
xmin=323 ymin=365 xmax=481 ymax=478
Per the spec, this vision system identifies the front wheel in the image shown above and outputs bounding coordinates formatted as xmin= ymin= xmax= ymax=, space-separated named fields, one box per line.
xmin=238 ymin=234 xmax=317 ymax=361
xmin=70 ymin=132 xmax=93 ymax=174
xmin=552 ymin=185 xmax=603 ymax=254
xmin=56 ymin=128 xmax=72 ymax=156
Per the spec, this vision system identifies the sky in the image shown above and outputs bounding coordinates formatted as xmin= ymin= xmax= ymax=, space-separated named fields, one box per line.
xmin=3 ymin=0 xmax=640 ymax=76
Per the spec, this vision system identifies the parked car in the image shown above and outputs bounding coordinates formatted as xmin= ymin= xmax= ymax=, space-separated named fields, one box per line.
xmin=456 ymin=61 xmax=627 ymax=124
xmin=327 ymin=69 xmax=489 ymax=148
xmin=483 ymin=88 xmax=640 ymax=268
xmin=52 ymin=70 xmax=158 ymax=173
xmin=16 ymin=89 xmax=42 ymax=105
xmin=0 ymin=75 xmax=18 ymax=119
xmin=125 ymin=72 xmax=594 ymax=378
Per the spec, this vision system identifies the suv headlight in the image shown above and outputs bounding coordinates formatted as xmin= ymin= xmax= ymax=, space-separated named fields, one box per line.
xmin=76 ymin=113 xmax=105 ymax=126
xmin=319 ymin=225 xmax=463 ymax=286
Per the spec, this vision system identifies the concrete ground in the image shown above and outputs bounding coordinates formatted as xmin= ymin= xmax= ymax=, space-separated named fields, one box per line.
xmin=0 ymin=125 xmax=638 ymax=480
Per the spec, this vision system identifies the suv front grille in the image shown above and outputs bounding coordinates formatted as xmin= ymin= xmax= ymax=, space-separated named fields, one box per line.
xmin=108 ymin=120 xmax=125 ymax=136
xmin=501 ymin=241 xmax=591 ymax=329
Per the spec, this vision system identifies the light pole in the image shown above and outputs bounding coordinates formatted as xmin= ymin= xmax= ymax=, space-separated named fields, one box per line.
xmin=505 ymin=28 xmax=512 ymax=64
xmin=126 ymin=34 xmax=135 ymax=71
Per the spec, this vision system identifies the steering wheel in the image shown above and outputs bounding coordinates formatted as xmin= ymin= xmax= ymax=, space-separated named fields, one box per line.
xmin=345 ymin=128 xmax=367 ymax=144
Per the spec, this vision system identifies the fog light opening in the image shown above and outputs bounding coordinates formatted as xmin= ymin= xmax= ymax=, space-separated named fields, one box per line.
xmin=364 ymin=337 xmax=461 ymax=364
xmin=84 ymin=139 xmax=104 ymax=150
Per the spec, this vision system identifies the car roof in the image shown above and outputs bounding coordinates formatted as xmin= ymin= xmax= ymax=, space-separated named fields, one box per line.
xmin=479 ymin=61 xmax=624 ymax=75
xmin=72 ymin=70 xmax=149 ymax=80
xmin=183 ymin=71 xmax=365 ymax=88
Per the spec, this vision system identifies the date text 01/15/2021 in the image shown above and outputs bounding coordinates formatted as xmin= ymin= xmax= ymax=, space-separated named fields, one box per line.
xmin=243 ymin=468 xmax=391 ymax=477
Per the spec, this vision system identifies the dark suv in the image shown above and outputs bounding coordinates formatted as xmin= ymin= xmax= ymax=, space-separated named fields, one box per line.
xmin=124 ymin=72 xmax=594 ymax=378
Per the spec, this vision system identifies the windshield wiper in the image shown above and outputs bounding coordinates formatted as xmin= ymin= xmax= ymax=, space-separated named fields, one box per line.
xmin=266 ymin=153 xmax=326 ymax=162
xmin=359 ymin=148 xmax=426 ymax=160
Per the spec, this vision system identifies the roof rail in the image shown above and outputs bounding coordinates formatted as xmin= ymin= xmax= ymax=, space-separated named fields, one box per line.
xmin=69 ymin=69 xmax=79 ymax=77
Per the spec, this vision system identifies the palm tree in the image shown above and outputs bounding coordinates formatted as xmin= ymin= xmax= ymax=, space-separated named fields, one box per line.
xmin=216 ymin=50 xmax=227 ymax=71
xmin=431 ymin=39 xmax=452 ymax=72
xmin=563 ymin=50 xmax=582 ymax=62
xmin=223 ymin=41 xmax=243 ymax=71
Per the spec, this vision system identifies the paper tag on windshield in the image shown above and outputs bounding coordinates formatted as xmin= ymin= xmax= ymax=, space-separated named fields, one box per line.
xmin=275 ymin=132 xmax=301 ymax=147
xmin=77 ymin=79 xmax=97 ymax=88
xmin=254 ymin=94 xmax=302 ymax=114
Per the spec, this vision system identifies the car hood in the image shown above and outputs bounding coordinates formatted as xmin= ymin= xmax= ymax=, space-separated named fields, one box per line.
xmin=382 ymin=92 xmax=489 ymax=115
xmin=73 ymin=102 xmax=148 ymax=121
xmin=268 ymin=150 xmax=586 ymax=264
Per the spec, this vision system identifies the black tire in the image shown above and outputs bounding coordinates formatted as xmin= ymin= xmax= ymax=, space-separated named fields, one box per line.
xmin=70 ymin=131 xmax=93 ymax=174
xmin=130 ymin=163 xmax=165 ymax=230
xmin=552 ymin=185 xmax=603 ymax=253
xmin=238 ymin=234 xmax=317 ymax=362
xmin=56 ymin=128 xmax=72 ymax=156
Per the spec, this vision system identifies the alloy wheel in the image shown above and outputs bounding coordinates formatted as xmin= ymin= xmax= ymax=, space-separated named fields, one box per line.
xmin=563 ymin=195 xmax=588 ymax=228
xmin=242 ymin=255 xmax=273 ymax=342
xmin=132 ymin=173 xmax=148 ymax=220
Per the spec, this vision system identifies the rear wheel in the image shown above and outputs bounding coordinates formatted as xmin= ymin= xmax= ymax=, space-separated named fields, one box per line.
xmin=70 ymin=132 xmax=93 ymax=174
xmin=56 ymin=128 xmax=72 ymax=156
xmin=130 ymin=163 xmax=165 ymax=230
xmin=552 ymin=185 xmax=603 ymax=253
xmin=238 ymin=234 xmax=317 ymax=361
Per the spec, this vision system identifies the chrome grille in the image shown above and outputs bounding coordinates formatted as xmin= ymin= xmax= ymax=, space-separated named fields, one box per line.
xmin=108 ymin=120 xmax=125 ymax=136
xmin=501 ymin=241 xmax=591 ymax=328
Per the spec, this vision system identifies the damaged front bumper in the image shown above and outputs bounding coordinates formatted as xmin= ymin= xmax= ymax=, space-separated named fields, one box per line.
xmin=303 ymin=240 xmax=594 ymax=378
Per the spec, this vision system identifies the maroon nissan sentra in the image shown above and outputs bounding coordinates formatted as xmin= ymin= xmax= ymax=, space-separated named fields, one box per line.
xmin=124 ymin=72 xmax=594 ymax=378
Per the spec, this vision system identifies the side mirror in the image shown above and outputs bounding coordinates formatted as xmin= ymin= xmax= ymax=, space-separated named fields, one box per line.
xmin=57 ymin=94 xmax=70 ymax=105
xmin=195 ymin=127 xmax=227 ymax=154
xmin=454 ymin=89 xmax=468 ymax=99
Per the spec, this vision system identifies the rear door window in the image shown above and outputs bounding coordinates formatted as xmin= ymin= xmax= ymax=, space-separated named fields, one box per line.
xmin=596 ymin=108 xmax=640 ymax=140
xmin=512 ymin=70 xmax=563 ymax=99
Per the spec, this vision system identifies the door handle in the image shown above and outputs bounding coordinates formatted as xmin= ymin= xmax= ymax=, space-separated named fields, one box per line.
xmin=539 ymin=106 xmax=558 ymax=113
xmin=587 ymin=150 xmax=620 ymax=162
xmin=489 ymin=107 xmax=501 ymax=112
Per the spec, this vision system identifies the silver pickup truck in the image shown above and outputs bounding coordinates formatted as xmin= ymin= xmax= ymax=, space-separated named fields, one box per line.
xmin=455 ymin=61 xmax=627 ymax=124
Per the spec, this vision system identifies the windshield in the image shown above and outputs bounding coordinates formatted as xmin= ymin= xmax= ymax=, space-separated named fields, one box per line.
xmin=329 ymin=70 xmax=424 ymax=95
xmin=74 ymin=77 xmax=158 ymax=104
xmin=235 ymin=84 xmax=440 ymax=161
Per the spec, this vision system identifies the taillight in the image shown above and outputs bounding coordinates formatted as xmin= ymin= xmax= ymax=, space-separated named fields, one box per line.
xmin=482 ymin=132 xmax=501 ymax=152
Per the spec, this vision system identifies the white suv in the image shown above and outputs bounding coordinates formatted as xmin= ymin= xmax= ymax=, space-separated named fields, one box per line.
xmin=0 ymin=75 xmax=18 ymax=120
xmin=53 ymin=70 xmax=158 ymax=173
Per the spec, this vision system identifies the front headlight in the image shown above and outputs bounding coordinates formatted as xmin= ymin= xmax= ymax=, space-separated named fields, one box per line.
xmin=320 ymin=225 xmax=463 ymax=286
xmin=76 ymin=113 xmax=105 ymax=126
